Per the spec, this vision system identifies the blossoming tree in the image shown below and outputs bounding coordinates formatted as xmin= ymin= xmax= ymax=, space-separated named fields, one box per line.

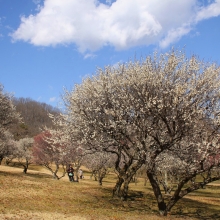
xmin=0 ymin=84 xmax=20 ymax=164
xmin=61 ymin=50 xmax=220 ymax=215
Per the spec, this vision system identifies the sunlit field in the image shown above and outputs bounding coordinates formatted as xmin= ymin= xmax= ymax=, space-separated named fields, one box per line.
xmin=0 ymin=164 xmax=220 ymax=220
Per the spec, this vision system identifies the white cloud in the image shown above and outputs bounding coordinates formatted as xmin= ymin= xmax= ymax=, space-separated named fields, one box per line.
xmin=159 ymin=25 xmax=192 ymax=49
xmin=49 ymin=97 xmax=56 ymax=102
xmin=195 ymin=0 xmax=220 ymax=22
xmin=84 ymin=53 xmax=97 ymax=59
xmin=11 ymin=0 xmax=220 ymax=52
xmin=32 ymin=0 xmax=42 ymax=5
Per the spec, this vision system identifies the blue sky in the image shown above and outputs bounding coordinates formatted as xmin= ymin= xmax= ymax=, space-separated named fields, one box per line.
xmin=0 ymin=0 xmax=220 ymax=107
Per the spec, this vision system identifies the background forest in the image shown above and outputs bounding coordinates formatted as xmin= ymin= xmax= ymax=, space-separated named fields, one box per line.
xmin=11 ymin=98 xmax=60 ymax=139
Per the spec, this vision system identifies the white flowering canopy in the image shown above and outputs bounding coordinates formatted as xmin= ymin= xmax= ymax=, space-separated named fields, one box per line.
xmin=0 ymin=84 xmax=20 ymax=131
xmin=0 ymin=84 xmax=20 ymax=160
xmin=61 ymin=49 xmax=220 ymax=215
xmin=63 ymin=50 xmax=220 ymax=160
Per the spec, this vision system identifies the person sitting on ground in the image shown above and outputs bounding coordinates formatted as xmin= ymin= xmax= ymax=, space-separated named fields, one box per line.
xmin=67 ymin=165 xmax=74 ymax=182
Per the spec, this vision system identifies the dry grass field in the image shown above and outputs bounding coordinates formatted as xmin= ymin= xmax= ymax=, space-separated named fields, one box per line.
xmin=0 ymin=164 xmax=220 ymax=220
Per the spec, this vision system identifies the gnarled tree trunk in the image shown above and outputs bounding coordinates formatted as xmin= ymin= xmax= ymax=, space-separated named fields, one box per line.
xmin=147 ymin=170 xmax=167 ymax=216
xmin=112 ymin=176 xmax=124 ymax=197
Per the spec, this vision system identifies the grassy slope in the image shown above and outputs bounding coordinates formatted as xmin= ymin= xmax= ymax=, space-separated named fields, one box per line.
xmin=0 ymin=165 xmax=220 ymax=220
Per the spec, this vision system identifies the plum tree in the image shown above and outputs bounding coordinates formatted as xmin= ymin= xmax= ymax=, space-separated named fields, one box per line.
xmin=60 ymin=49 xmax=220 ymax=215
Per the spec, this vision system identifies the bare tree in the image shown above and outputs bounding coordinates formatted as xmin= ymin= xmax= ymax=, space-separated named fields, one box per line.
xmin=61 ymin=49 xmax=220 ymax=215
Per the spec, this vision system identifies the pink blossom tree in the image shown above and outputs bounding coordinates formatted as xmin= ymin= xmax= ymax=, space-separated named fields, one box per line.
xmin=32 ymin=130 xmax=73 ymax=180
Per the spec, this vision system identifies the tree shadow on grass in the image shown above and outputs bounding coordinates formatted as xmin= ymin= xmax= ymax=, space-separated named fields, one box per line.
xmin=101 ymin=187 xmax=220 ymax=220
xmin=26 ymin=172 xmax=54 ymax=179
xmin=0 ymin=170 xmax=53 ymax=180
xmin=103 ymin=188 xmax=154 ymax=214
xmin=173 ymin=196 xmax=220 ymax=220
xmin=189 ymin=186 xmax=220 ymax=198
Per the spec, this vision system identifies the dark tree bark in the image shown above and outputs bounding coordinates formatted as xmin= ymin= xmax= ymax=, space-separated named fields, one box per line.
xmin=147 ymin=170 xmax=167 ymax=216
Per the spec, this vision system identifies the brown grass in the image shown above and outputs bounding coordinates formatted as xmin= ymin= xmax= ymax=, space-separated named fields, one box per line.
xmin=0 ymin=165 xmax=220 ymax=220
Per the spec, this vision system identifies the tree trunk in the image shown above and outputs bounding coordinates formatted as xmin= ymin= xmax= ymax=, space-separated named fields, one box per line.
xmin=53 ymin=173 xmax=59 ymax=180
xmin=23 ymin=166 xmax=27 ymax=174
xmin=94 ymin=172 xmax=98 ymax=181
xmin=121 ymin=178 xmax=131 ymax=200
xmin=98 ymin=177 xmax=103 ymax=185
xmin=53 ymin=163 xmax=60 ymax=179
xmin=0 ymin=156 xmax=3 ymax=165
xmin=23 ymin=159 xmax=29 ymax=174
xmin=112 ymin=177 xmax=124 ymax=197
xmin=147 ymin=170 xmax=167 ymax=216
xmin=98 ymin=168 xmax=107 ymax=186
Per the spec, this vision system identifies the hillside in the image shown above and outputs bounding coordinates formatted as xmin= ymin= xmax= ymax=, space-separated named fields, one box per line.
xmin=10 ymin=98 xmax=61 ymax=139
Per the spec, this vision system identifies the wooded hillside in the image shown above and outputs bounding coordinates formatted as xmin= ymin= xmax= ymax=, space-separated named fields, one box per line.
xmin=11 ymin=98 xmax=60 ymax=139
